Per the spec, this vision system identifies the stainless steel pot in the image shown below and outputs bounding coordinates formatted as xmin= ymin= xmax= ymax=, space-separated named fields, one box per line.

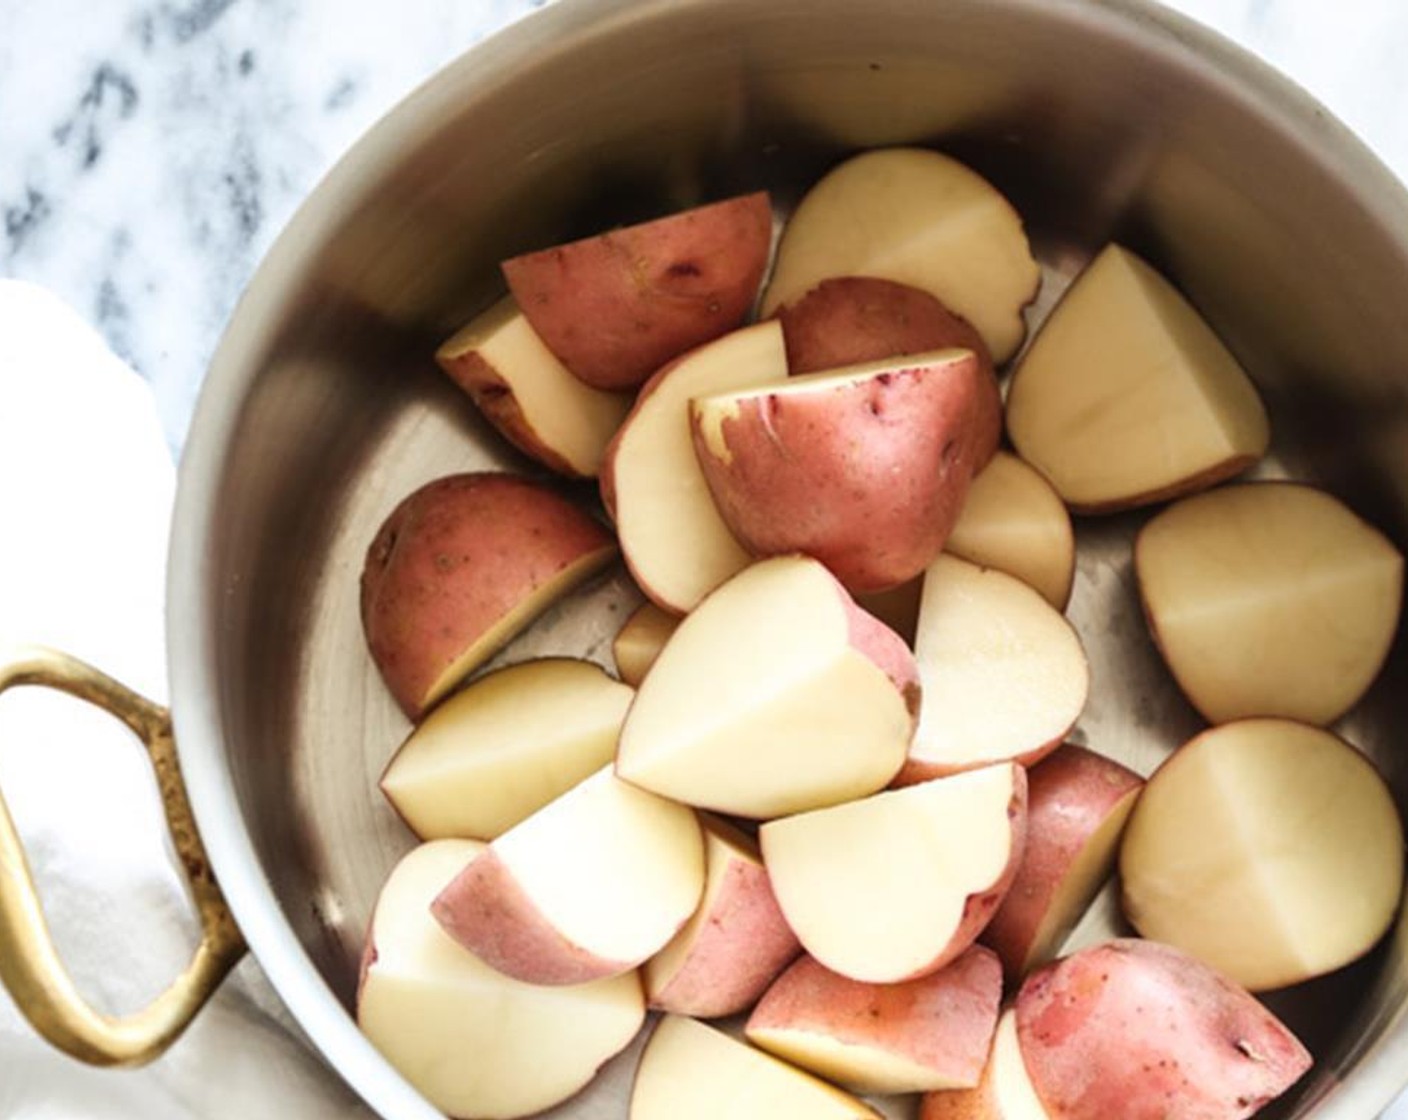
xmin=3 ymin=0 xmax=1407 ymax=1116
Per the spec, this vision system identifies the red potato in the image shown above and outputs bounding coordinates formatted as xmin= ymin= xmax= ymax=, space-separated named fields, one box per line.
xmin=601 ymin=320 xmax=789 ymax=613
xmin=777 ymin=276 xmax=1002 ymax=470
xmin=691 ymin=348 xmax=990 ymax=593
xmin=356 ymin=840 xmax=645 ymax=1120
xmin=615 ymin=555 xmax=918 ymax=819
xmin=760 ymin=763 xmax=1027 ymax=984
xmin=503 ymin=192 xmax=773 ymax=391
xmin=761 ymin=148 xmax=1041 ymax=363
xmin=745 ymin=946 xmax=1002 ymax=1095
xmin=1016 ymin=939 xmax=1311 ymax=1120
xmin=432 ymin=767 xmax=704 ymax=986
xmin=360 ymin=473 xmax=617 ymax=719
xmin=435 ymin=296 xmax=632 ymax=478
xmin=981 ymin=745 xmax=1144 ymax=980
xmin=920 ymin=1010 xmax=1051 ymax=1120
xmin=644 ymin=815 xmax=802 ymax=1018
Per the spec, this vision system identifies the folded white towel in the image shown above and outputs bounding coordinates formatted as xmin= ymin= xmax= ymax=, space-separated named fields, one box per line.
xmin=0 ymin=280 xmax=364 ymax=1118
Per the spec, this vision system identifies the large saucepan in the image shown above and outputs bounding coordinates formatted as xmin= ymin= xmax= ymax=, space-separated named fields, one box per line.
xmin=3 ymin=0 xmax=1407 ymax=1116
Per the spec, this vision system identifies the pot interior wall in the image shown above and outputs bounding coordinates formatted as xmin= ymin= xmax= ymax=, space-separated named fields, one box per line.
xmin=191 ymin=1 xmax=1408 ymax=1116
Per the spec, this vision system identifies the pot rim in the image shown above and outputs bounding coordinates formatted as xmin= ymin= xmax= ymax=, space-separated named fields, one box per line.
xmin=167 ymin=1 xmax=1408 ymax=1116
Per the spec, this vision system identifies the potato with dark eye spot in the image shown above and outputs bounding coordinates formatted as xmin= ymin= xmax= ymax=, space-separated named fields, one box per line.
xmin=501 ymin=192 xmax=773 ymax=392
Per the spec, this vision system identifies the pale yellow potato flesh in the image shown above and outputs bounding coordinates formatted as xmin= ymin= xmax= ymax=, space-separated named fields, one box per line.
xmin=760 ymin=147 xmax=1040 ymax=363
xmin=608 ymin=320 xmax=788 ymax=612
xmin=629 ymin=1015 xmax=880 ymax=1120
xmin=748 ymin=1029 xmax=963 ymax=1096
xmin=945 ymin=451 xmax=1075 ymax=610
xmin=616 ymin=557 xmax=913 ymax=818
xmin=922 ymin=1011 xmax=1051 ymax=1120
xmin=1136 ymin=481 xmax=1404 ymax=725
xmin=612 ymin=601 xmax=680 ymax=687
xmin=357 ymin=840 xmax=645 ymax=1120
xmin=1005 ymin=244 xmax=1269 ymax=512
xmin=436 ymin=296 xmax=632 ymax=476
xmin=493 ymin=767 xmax=705 ymax=967
xmin=1120 ymin=719 xmax=1406 ymax=991
xmin=380 ymin=659 xmax=633 ymax=841
xmin=910 ymin=554 xmax=1087 ymax=776
xmin=761 ymin=764 xmax=1020 ymax=983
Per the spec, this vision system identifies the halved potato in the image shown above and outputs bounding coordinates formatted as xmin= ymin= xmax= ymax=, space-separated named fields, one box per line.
xmin=601 ymin=321 xmax=788 ymax=613
xmin=920 ymin=1010 xmax=1051 ymax=1120
xmin=379 ymin=658 xmax=632 ymax=841
xmin=1005 ymin=244 xmax=1269 ymax=513
xmin=435 ymin=296 xmax=631 ymax=477
xmin=905 ymin=554 xmax=1088 ymax=782
xmin=612 ymin=601 xmax=680 ymax=687
xmin=616 ymin=556 xmax=918 ymax=819
xmin=503 ymin=192 xmax=773 ymax=390
xmin=360 ymin=473 xmax=617 ymax=719
xmin=760 ymin=763 xmax=1027 ymax=983
xmin=945 ymin=451 xmax=1075 ymax=611
xmin=1120 ymin=719 xmax=1405 ymax=991
xmin=357 ymin=840 xmax=645 ymax=1120
xmin=762 ymin=148 xmax=1040 ymax=362
xmin=1136 ymin=481 xmax=1403 ymax=725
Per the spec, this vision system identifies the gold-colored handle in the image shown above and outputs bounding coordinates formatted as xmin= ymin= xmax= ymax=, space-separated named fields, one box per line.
xmin=0 ymin=645 xmax=246 ymax=1067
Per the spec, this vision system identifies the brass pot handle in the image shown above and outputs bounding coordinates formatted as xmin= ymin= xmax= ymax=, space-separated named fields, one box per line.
xmin=0 ymin=645 xmax=246 ymax=1067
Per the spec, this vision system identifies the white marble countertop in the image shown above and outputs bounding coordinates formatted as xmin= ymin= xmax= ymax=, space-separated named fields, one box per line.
xmin=2 ymin=0 xmax=1408 ymax=1116
xmin=3 ymin=0 xmax=1408 ymax=451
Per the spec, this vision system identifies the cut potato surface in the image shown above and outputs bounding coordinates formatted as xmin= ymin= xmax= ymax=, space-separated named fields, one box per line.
xmin=1005 ymin=244 xmax=1269 ymax=513
xmin=503 ymin=191 xmax=773 ymax=390
xmin=630 ymin=1014 xmax=881 ymax=1120
xmin=379 ymin=658 xmax=632 ymax=841
xmin=601 ymin=320 xmax=788 ymax=613
xmin=761 ymin=763 xmax=1026 ymax=983
xmin=644 ymin=814 xmax=801 ymax=1018
xmin=357 ymin=840 xmax=645 ymax=1120
xmin=762 ymin=148 xmax=1040 ymax=363
xmin=905 ymin=554 xmax=1088 ymax=782
xmin=1120 ymin=719 xmax=1405 ymax=991
xmin=616 ymin=556 xmax=917 ymax=818
xmin=746 ymin=946 xmax=1002 ymax=1095
xmin=435 ymin=296 xmax=631 ymax=477
xmin=432 ymin=766 xmax=704 ymax=985
xmin=1016 ymin=939 xmax=1311 ymax=1120
xmin=360 ymin=472 xmax=617 ymax=719
xmin=945 ymin=451 xmax=1075 ymax=610
xmin=692 ymin=348 xmax=990 ymax=592
xmin=982 ymin=744 xmax=1144 ymax=980
xmin=612 ymin=601 xmax=680 ymax=687
xmin=920 ymin=1010 xmax=1051 ymax=1120
xmin=1136 ymin=481 xmax=1404 ymax=726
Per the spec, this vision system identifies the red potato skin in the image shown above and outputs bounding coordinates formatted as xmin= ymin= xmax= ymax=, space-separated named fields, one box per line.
xmin=431 ymin=847 xmax=637 ymax=987
xmin=692 ymin=352 xmax=987 ymax=593
xmin=649 ymin=850 xmax=803 ymax=1018
xmin=360 ymin=472 xmax=617 ymax=720
xmin=436 ymin=348 xmax=581 ymax=478
xmin=748 ymin=947 xmax=1003 ymax=1090
xmin=1016 ymin=939 xmax=1312 ymax=1120
xmin=981 ymin=745 xmax=1144 ymax=981
xmin=778 ymin=276 xmax=1002 ymax=470
xmin=503 ymin=192 xmax=773 ymax=391
xmin=841 ymin=577 xmax=922 ymax=725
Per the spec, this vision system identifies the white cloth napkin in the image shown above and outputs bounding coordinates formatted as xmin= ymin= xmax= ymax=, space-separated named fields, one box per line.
xmin=0 ymin=280 xmax=362 ymax=1117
